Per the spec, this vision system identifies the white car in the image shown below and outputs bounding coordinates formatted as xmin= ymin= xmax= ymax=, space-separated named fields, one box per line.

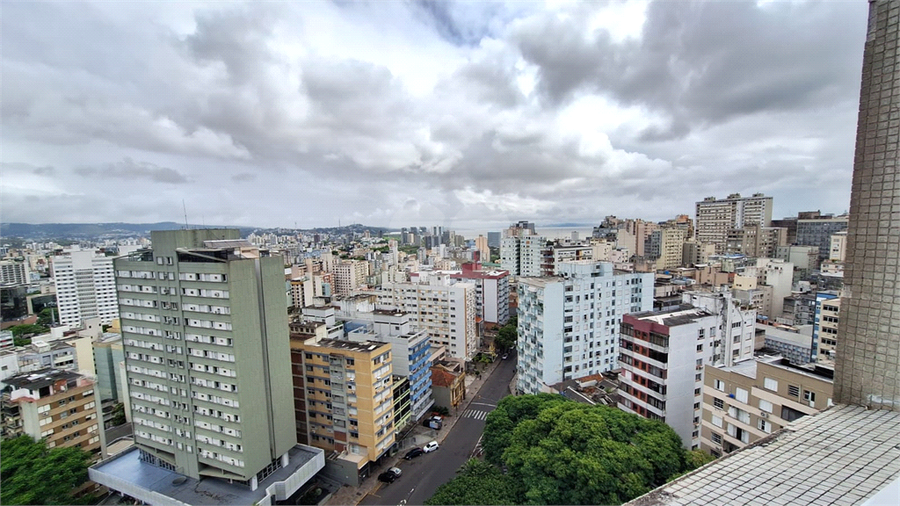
xmin=423 ymin=440 xmax=439 ymax=453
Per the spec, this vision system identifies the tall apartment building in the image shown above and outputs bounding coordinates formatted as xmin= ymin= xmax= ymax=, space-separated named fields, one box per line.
xmin=618 ymin=291 xmax=756 ymax=449
xmin=516 ymin=261 xmax=653 ymax=394
xmin=474 ymin=235 xmax=490 ymax=262
xmin=289 ymin=337 xmax=394 ymax=485
xmin=0 ymin=260 xmax=29 ymax=285
xmin=333 ymin=260 xmax=369 ymax=296
xmin=812 ymin=293 xmax=840 ymax=366
xmin=1 ymin=369 xmax=102 ymax=454
xmin=725 ymin=225 xmax=787 ymax=258
xmin=448 ymin=262 xmax=510 ymax=327
xmin=52 ymin=249 xmax=118 ymax=326
xmin=94 ymin=229 xmax=316 ymax=497
xmin=695 ymin=193 xmax=773 ymax=254
xmin=795 ymin=214 xmax=849 ymax=260
xmin=500 ymin=234 xmax=547 ymax=277
xmin=378 ymin=277 xmax=477 ymax=360
xmin=701 ymin=356 xmax=833 ymax=456
xmin=346 ymin=310 xmax=434 ymax=421
xmin=647 ymin=227 xmax=687 ymax=271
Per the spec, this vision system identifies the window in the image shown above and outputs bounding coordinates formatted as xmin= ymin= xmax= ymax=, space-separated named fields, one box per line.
xmin=712 ymin=415 xmax=723 ymax=428
xmin=714 ymin=379 xmax=725 ymax=391
xmin=764 ymin=377 xmax=778 ymax=391
xmin=787 ymin=385 xmax=800 ymax=397
xmin=713 ymin=398 xmax=724 ymax=410
xmin=712 ymin=432 xmax=722 ymax=444
xmin=735 ymin=388 xmax=749 ymax=404
xmin=803 ymin=390 xmax=816 ymax=402
xmin=759 ymin=399 xmax=773 ymax=413
xmin=758 ymin=418 xmax=771 ymax=433
xmin=781 ymin=406 xmax=806 ymax=422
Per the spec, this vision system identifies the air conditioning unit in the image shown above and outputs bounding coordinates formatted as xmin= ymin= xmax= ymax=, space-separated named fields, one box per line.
xmin=760 ymin=412 xmax=769 ymax=419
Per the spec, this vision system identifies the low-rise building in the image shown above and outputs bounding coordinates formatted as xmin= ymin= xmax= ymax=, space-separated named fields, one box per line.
xmin=701 ymin=355 xmax=833 ymax=456
xmin=1 ymin=368 xmax=102 ymax=455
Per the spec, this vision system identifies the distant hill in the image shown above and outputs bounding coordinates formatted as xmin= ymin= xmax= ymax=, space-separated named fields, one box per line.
xmin=0 ymin=222 xmax=395 ymax=241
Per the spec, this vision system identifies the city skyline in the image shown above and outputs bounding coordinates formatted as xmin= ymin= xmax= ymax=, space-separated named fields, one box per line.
xmin=2 ymin=1 xmax=866 ymax=230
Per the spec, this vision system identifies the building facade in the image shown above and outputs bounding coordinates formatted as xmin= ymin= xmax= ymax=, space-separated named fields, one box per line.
xmin=701 ymin=356 xmax=833 ymax=456
xmin=378 ymin=278 xmax=477 ymax=360
xmin=448 ymin=263 xmax=510 ymax=327
xmin=795 ymin=215 xmax=849 ymax=260
xmin=113 ymin=229 xmax=296 ymax=487
xmin=2 ymin=369 xmax=102 ymax=454
xmin=0 ymin=260 xmax=29 ymax=285
xmin=695 ymin=193 xmax=773 ymax=254
xmin=289 ymin=338 xmax=394 ymax=482
xmin=813 ymin=293 xmax=840 ymax=366
xmin=516 ymin=261 xmax=653 ymax=395
xmin=52 ymin=249 xmax=118 ymax=327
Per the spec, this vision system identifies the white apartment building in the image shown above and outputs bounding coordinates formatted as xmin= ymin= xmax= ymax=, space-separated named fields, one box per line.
xmin=378 ymin=277 xmax=477 ymax=360
xmin=500 ymin=235 xmax=547 ymax=278
xmin=618 ymin=290 xmax=757 ymax=449
xmin=0 ymin=260 xmax=29 ymax=285
xmin=695 ymin=193 xmax=773 ymax=254
xmin=516 ymin=261 xmax=653 ymax=395
xmin=51 ymin=249 xmax=118 ymax=326
xmin=447 ymin=263 xmax=510 ymax=326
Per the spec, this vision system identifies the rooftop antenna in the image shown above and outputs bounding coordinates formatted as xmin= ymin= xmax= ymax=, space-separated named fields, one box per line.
xmin=183 ymin=200 xmax=189 ymax=230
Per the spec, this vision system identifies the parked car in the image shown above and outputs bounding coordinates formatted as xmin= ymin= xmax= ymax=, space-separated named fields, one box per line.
xmin=423 ymin=440 xmax=439 ymax=453
xmin=378 ymin=467 xmax=402 ymax=483
xmin=423 ymin=415 xmax=443 ymax=430
xmin=501 ymin=353 xmax=509 ymax=360
xmin=404 ymin=447 xmax=425 ymax=460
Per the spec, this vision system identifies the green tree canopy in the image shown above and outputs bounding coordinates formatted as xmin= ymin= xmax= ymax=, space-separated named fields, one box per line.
xmin=8 ymin=323 xmax=49 ymax=338
xmin=0 ymin=435 xmax=93 ymax=505
xmin=425 ymin=459 xmax=520 ymax=506
xmin=429 ymin=394 xmax=710 ymax=505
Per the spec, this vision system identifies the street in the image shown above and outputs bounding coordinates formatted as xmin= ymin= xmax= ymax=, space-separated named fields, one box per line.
xmin=360 ymin=353 xmax=517 ymax=506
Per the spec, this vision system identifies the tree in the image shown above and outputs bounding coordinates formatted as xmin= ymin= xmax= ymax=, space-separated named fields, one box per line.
xmin=37 ymin=308 xmax=57 ymax=326
xmin=425 ymin=459 xmax=520 ymax=505
xmin=436 ymin=394 xmax=704 ymax=506
xmin=0 ymin=435 xmax=93 ymax=505
xmin=8 ymin=324 xmax=49 ymax=338
xmin=494 ymin=316 xmax=519 ymax=352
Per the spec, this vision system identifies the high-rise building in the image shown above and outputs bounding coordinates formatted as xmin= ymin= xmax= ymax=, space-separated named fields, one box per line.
xmin=90 ymin=229 xmax=324 ymax=502
xmin=474 ymin=235 xmax=490 ymax=262
xmin=516 ymin=261 xmax=653 ymax=394
xmin=695 ymin=193 xmax=773 ymax=254
xmin=619 ymin=291 xmax=756 ymax=449
xmin=51 ymin=249 xmax=118 ymax=326
xmin=795 ymin=214 xmax=849 ymax=260
xmin=378 ymin=277 xmax=477 ymax=360
xmin=289 ymin=337 xmax=395 ymax=485
xmin=333 ymin=260 xmax=369 ymax=296
xmin=836 ymin=0 xmax=900 ymax=412
xmin=487 ymin=231 xmax=501 ymax=249
xmin=448 ymin=263 xmax=511 ymax=327
xmin=813 ymin=293 xmax=840 ymax=366
xmin=0 ymin=260 xmax=29 ymax=285
xmin=347 ymin=310 xmax=434 ymax=421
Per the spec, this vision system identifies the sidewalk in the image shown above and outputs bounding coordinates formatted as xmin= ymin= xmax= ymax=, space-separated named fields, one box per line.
xmin=326 ymin=358 xmax=506 ymax=506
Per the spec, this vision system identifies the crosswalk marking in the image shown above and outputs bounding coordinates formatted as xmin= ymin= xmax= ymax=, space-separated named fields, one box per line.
xmin=463 ymin=408 xmax=489 ymax=420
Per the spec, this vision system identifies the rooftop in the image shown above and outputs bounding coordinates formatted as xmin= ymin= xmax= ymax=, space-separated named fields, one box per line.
xmin=89 ymin=445 xmax=324 ymax=506
xmin=5 ymin=368 xmax=83 ymax=390
xmin=315 ymin=338 xmax=389 ymax=353
xmin=630 ymin=305 xmax=715 ymax=327
xmin=627 ymin=404 xmax=900 ymax=506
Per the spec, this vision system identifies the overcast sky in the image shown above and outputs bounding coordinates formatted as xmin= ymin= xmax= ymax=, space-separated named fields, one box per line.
xmin=1 ymin=1 xmax=868 ymax=232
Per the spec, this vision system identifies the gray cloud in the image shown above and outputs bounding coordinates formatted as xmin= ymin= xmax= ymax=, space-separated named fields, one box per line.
xmin=75 ymin=158 xmax=191 ymax=183
xmin=231 ymin=173 xmax=257 ymax=182
xmin=0 ymin=1 xmax=868 ymax=228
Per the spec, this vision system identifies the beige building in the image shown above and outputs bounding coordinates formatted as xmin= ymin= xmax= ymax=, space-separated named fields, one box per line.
xmin=333 ymin=260 xmax=369 ymax=296
xmin=656 ymin=227 xmax=687 ymax=271
xmin=2 ymin=369 xmax=102 ymax=455
xmin=290 ymin=338 xmax=394 ymax=485
xmin=815 ymin=296 xmax=840 ymax=366
xmin=474 ymin=235 xmax=490 ymax=262
xmin=701 ymin=356 xmax=833 ymax=456
xmin=696 ymin=193 xmax=773 ymax=254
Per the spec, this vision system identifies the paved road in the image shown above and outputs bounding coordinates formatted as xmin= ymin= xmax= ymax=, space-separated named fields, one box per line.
xmin=361 ymin=354 xmax=518 ymax=506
